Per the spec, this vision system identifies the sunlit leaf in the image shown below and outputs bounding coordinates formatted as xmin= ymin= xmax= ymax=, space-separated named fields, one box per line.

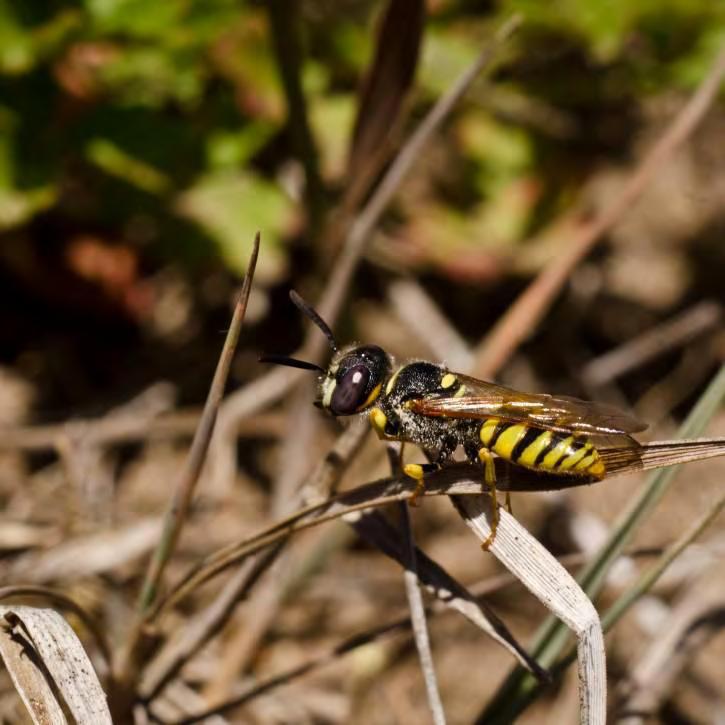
xmin=175 ymin=171 xmax=292 ymax=282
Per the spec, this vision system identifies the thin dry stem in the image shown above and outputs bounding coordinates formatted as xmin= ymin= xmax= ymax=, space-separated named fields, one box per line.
xmin=396 ymin=462 xmax=446 ymax=725
xmin=113 ymin=233 xmax=260 ymax=705
xmin=473 ymin=47 xmax=725 ymax=379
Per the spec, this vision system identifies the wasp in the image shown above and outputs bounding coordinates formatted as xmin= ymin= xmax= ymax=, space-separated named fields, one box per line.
xmin=262 ymin=291 xmax=725 ymax=548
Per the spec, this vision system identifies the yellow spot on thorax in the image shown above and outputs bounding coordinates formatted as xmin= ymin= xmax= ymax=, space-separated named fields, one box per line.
xmin=441 ymin=373 xmax=457 ymax=389
xmin=454 ymin=384 xmax=467 ymax=398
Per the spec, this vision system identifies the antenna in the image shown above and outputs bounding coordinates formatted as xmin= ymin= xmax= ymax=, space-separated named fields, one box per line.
xmin=289 ymin=290 xmax=337 ymax=352
xmin=258 ymin=353 xmax=324 ymax=372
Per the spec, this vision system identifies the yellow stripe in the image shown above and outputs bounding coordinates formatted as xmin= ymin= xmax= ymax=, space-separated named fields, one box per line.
xmin=558 ymin=444 xmax=590 ymax=471
xmin=574 ymin=450 xmax=598 ymax=471
xmin=518 ymin=430 xmax=553 ymax=467
xmin=454 ymin=384 xmax=467 ymax=398
xmin=493 ymin=424 xmax=527 ymax=460
xmin=542 ymin=436 xmax=574 ymax=469
xmin=479 ymin=418 xmax=500 ymax=446
xmin=385 ymin=367 xmax=402 ymax=395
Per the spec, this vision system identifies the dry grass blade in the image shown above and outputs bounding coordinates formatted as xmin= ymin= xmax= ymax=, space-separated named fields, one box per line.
xmin=473 ymin=46 xmax=725 ymax=380
xmin=0 ymin=614 xmax=66 ymax=724
xmin=344 ymin=0 xmax=425 ymax=209
xmin=0 ymin=605 xmax=112 ymax=724
xmin=452 ymin=497 xmax=606 ymax=725
xmin=4 ymin=518 xmax=162 ymax=584
xmin=397 ymin=501 xmax=446 ymax=725
xmin=580 ymin=301 xmax=722 ymax=387
xmin=136 ymin=232 xmax=260 ymax=613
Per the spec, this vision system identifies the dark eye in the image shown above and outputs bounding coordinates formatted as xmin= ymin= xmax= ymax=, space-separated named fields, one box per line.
xmin=330 ymin=365 xmax=371 ymax=415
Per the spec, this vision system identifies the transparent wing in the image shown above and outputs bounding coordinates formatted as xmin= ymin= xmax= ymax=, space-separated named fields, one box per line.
xmin=408 ymin=374 xmax=648 ymax=437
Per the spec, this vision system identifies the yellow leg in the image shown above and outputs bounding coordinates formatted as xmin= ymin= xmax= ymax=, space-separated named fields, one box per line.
xmin=478 ymin=448 xmax=499 ymax=551
xmin=403 ymin=463 xmax=426 ymax=506
xmin=505 ymin=491 xmax=513 ymax=515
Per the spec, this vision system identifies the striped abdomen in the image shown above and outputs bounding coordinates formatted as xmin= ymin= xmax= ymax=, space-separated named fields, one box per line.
xmin=479 ymin=418 xmax=605 ymax=478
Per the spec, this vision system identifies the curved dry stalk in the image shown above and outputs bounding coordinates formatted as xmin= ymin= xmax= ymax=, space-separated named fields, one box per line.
xmin=154 ymin=435 xmax=725 ymax=620
xmin=1 ymin=605 xmax=113 ymax=724
xmin=0 ymin=585 xmax=112 ymax=670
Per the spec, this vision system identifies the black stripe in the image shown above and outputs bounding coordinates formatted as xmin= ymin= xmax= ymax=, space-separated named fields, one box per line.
xmin=534 ymin=431 xmax=564 ymax=466
xmin=553 ymin=437 xmax=586 ymax=469
xmin=512 ymin=426 xmax=544 ymax=462
xmin=488 ymin=422 xmax=507 ymax=448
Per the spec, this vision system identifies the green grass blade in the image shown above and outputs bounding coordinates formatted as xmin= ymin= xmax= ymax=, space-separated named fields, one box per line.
xmin=479 ymin=364 xmax=725 ymax=724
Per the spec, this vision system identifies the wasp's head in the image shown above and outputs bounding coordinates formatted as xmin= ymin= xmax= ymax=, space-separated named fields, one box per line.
xmin=260 ymin=291 xmax=392 ymax=417
xmin=318 ymin=344 xmax=392 ymax=416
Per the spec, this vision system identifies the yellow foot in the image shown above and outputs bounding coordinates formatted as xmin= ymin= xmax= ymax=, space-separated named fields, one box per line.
xmin=479 ymin=504 xmax=500 ymax=551
xmin=403 ymin=463 xmax=426 ymax=507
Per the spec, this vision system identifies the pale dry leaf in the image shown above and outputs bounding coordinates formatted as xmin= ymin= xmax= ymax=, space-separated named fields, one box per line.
xmin=452 ymin=494 xmax=606 ymax=725
xmin=0 ymin=611 xmax=67 ymax=724
xmin=0 ymin=605 xmax=111 ymax=724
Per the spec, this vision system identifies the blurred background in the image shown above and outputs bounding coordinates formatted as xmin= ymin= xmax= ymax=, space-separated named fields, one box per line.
xmin=1 ymin=1 xmax=724 ymax=723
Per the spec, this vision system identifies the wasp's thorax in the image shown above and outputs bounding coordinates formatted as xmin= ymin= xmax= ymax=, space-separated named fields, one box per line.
xmin=318 ymin=344 xmax=393 ymax=416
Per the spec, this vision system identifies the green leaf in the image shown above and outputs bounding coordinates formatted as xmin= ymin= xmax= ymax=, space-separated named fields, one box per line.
xmin=175 ymin=171 xmax=292 ymax=282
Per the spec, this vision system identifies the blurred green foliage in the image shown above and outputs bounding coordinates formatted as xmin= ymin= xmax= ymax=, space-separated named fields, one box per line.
xmin=0 ymin=0 xmax=722 ymax=283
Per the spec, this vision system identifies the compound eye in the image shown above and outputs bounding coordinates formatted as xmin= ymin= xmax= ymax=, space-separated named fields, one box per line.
xmin=330 ymin=365 xmax=371 ymax=415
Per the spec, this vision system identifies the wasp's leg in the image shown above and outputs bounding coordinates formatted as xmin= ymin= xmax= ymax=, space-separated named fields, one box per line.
xmin=404 ymin=462 xmax=438 ymax=505
xmin=405 ymin=437 xmax=457 ymax=506
xmin=505 ymin=491 xmax=513 ymax=515
xmin=477 ymin=447 xmax=500 ymax=551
